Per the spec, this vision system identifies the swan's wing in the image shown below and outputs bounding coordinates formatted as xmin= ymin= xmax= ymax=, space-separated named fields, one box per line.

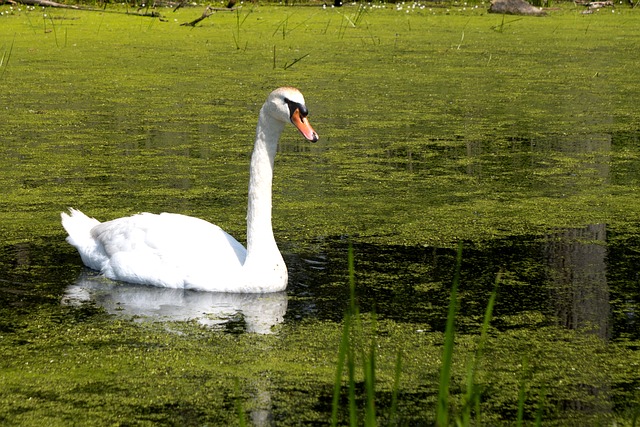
xmin=90 ymin=213 xmax=246 ymax=287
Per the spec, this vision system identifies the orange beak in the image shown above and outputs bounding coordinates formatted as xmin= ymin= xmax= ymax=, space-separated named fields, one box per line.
xmin=291 ymin=108 xmax=319 ymax=142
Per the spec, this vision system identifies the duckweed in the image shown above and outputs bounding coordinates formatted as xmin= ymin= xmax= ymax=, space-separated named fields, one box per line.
xmin=1 ymin=3 xmax=640 ymax=425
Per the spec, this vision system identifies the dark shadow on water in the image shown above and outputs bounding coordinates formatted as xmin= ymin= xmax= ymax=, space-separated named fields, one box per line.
xmin=0 ymin=226 xmax=638 ymax=340
xmin=286 ymin=225 xmax=639 ymax=340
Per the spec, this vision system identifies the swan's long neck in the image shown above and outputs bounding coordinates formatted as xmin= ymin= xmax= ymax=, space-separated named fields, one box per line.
xmin=245 ymin=107 xmax=285 ymax=257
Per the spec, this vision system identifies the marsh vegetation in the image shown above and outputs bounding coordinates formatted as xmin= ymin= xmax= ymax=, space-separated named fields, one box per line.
xmin=1 ymin=2 xmax=639 ymax=425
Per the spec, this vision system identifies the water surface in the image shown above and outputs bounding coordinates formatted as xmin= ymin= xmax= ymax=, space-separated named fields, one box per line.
xmin=1 ymin=4 xmax=640 ymax=425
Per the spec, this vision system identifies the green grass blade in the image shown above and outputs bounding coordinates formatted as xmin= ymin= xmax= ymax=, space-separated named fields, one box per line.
xmin=436 ymin=242 xmax=463 ymax=426
xmin=346 ymin=242 xmax=358 ymax=426
xmin=364 ymin=313 xmax=377 ymax=427
xmin=348 ymin=338 xmax=357 ymax=426
xmin=389 ymin=349 xmax=402 ymax=425
xmin=330 ymin=311 xmax=351 ymax=427
xmin=48 ymin=14 xmax=59 ymax=48
xmin=0 ymin=33 xmax=15 ymax=80
xmin=462 ymin=269 xmax=501 ymax=424
xmin=331 ymin=242 xmax=359 ymax=427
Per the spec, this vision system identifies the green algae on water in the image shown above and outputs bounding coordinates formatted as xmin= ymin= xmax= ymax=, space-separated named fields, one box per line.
xmin=1 ymin=3 xmax=640 ymax=425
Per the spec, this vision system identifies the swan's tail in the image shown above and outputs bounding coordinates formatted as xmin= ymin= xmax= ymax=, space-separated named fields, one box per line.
xmin=61 ymin=208 xmax=105 ymax=271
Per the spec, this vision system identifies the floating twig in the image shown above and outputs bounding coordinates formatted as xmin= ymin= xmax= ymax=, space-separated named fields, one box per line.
xmin=283 ymin=53 xmax=309 ymax=70
xmin=181 ymin=5 xmax=236 ymax=27
xmin=181 ymin=6 xmax=215 ymax=27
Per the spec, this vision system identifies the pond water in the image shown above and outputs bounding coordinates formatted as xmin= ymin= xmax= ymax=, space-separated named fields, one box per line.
xmin=2 ymin=221 xmax=639 ymax=424
xmin=1 ymin=4 xmax=640 ymax=425
xmin=5 ymin=226 xmax=637 ymax=340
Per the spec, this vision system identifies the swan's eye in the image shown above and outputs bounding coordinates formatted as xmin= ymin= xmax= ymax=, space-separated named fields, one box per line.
xmin=284 ymin=98 xmax=308 ymax=119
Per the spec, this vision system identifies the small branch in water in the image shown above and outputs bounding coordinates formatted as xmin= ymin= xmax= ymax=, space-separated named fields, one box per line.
xmin=180 ymin=5 xmax=236 ymax=27
xmin=173 ymin=0 xmax=187 ymax=12
xmin=283 ymin=53 xmax=309 ymax=70
xmin=181 ymin=6 xmax=214 ymax=27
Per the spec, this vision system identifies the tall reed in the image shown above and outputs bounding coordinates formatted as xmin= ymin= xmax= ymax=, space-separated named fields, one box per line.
xmin=0 ymin=34 xmax=15 ymax=80
xmin=436 ymin=242 xmax=463 ymax=426
xmin=388 ymin=349 xmax=402 ymax=425
xmin=461 ymin=270 xmax=500 ymax=425
xmin=331 ymin=242 xmax=504 ymax=426
xmin=232 ymin=7 xmax=253 ymax=50
xmin=330 ymin=243 xmax=378 ymax=426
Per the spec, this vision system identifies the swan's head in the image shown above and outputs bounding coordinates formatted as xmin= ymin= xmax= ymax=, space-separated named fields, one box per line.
xmin=264 ymin=87 xmax=319 ymax=142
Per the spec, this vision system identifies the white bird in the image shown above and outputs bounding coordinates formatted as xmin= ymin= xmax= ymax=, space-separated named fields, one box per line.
xmin=61 ymin=87 xmax=319 ymax=293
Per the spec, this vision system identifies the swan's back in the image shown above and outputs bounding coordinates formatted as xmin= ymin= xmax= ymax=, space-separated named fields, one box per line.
xmin=62 ymin=209 xmax=246 ymax=289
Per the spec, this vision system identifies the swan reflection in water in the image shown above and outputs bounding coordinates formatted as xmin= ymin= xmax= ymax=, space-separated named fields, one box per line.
xmin=62 ymin=270 xmax=288 ymax=334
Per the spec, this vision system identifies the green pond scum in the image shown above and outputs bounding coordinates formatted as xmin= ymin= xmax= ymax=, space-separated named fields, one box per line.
xmin=1 ymin=2 xmax=640 ymax=425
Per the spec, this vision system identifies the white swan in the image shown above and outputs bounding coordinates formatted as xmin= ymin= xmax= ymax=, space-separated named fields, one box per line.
xmin=61 ymin=87 xmax=319 ymax=293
